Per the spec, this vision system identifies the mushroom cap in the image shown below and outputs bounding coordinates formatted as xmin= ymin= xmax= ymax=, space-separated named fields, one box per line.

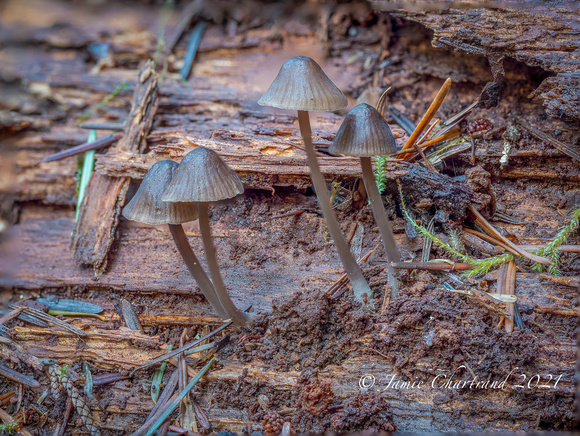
xmin=329 ymin=103 xmax=397 ymax=157
xmin=162 ymin=147 xmax=244 ymax=203
xmin=257 ymin=56 xmax=348 ymax=112
xmin=123 ymin=160 xmax=198 ymax=225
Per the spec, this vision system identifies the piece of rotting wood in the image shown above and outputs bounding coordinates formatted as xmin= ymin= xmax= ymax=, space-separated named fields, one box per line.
xmin=72 ymin=60 xmax=159 ymax=275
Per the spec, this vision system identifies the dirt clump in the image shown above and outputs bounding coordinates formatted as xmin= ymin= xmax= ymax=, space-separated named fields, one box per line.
xmin=371 ymin=271 xmax=541 ymax=380
xmin=294 ymin=369 xmax=334 ymax=417
xmin=330 ymin=391 xmax=397 ymax=432
xmin=234 ymin=290 xmax=374 ymax=371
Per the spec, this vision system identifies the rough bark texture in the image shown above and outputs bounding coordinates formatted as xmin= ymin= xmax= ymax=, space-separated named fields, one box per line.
xmin=71 ymin=61 xmax=159 ymax=275
xmin=387 ymin=3 xmax=580 ymax=120
xmin=0 ymin=0 xmax=578 ymax=434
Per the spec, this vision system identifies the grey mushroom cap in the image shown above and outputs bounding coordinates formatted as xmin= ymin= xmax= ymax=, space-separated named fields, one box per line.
xmin=257 ymin=56 xmax=348 ymax=112
xmin=123 ymin=160 xmax=199 ymax=225
xmin=162 ymin=147 xmax=244 ymax=203
xmin=329 ymin=103 xmax=397 ymax=157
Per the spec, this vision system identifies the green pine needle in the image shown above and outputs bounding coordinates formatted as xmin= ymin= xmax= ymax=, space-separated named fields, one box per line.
xmin=57 ymin=364 xmax=69 ymax=379
xmin=151 ymin=345 xmax=172 ymax=403
xmin=75 ymin=130 xmax=97 ymax=222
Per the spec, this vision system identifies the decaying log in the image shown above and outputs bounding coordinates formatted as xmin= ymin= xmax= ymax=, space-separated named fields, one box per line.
xmin=1 ymin=1 xmax=579 ymax=433
xmin=386 ymin=3 xmax=580 ymax=120
xmin=12 ymin=326 xmax=165 ymax=370
xmin=95 ymin=143 xmax=409 ymax=190
xmin=72 ymin=60 xmax=159 ymax=275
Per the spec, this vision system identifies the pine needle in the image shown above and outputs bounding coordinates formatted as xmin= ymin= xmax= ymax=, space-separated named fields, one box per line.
xmin=75 ymin=130 xmax=97 ymax=222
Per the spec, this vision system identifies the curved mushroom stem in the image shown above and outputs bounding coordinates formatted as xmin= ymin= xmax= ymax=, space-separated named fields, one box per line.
xmin=297 ymin=110 xmax=373 ymax=307
xmin=360 ymin=156 xmax=402 ymax=299
xmin=168 ymin=224 xmax=228 ymax=319
xmin=197 ymin=203 xmax=253 ymax=326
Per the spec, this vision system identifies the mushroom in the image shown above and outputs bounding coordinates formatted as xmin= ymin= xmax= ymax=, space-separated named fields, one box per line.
xmin=122 ymin=160 xmax=228 ymax=319
xmin=162 ymin=147 xmax=252 ymax=326
xmin=258 ymin=56 xmax=374 ymax=307
xmin=329 ymin=103 xmax=402 ymax=297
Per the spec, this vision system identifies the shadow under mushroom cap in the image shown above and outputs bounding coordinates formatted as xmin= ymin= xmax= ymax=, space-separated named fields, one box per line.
xmin=162 ymin=147 xmax=244 ymax=203
xmin=123 ymin=160 xmax=199 ymax=225
xmin=258 ymin=56 xmax=348 ymax=112
xmin=329 ymin=103 xmax=397 ymax=157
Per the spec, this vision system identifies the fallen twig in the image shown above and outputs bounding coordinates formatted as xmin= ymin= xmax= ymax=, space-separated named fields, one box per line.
xmin=52 ymin=397 xmax=73 ymax=436
xmin=131 ymin=319 xmax=233 ymax=374
xmin=10 ymin=305 xmax=87 ymax=337
xmin=0 ymin=363 xmax=40 ymax=388
xmin=325 ymin=244 xmax=380 ymax=299
xmin=37 ymin=133 xmax=122 ymax=164
xmin=518 ymin=122 xmax=580 ymax=162
xmin=391 ymin=261 xmax=472 ymax=271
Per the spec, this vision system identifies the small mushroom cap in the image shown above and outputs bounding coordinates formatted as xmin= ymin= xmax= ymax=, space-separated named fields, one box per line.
xmin=329 ymin=103 xmax=397 ymax=157
xmin=257 ymin=56 xmax=348 ymax=112
xmin=123 ymin=160 xmax=198 ymax=225
xmin=162 ymin=147 xmax=244 ymax=203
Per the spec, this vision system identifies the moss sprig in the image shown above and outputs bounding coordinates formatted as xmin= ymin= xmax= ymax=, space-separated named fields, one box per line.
xmin=397 ymin=179 xmax=515 ymax=277
xmin=76 ymin=82 xmax=128 ymax=126
xmin=531 ymin=204 xmax=580 ymax=275
xmin=374 ymin=155 xmax=388 ymax=194
xmin=398 ymin=181 xmax=580 ymax=278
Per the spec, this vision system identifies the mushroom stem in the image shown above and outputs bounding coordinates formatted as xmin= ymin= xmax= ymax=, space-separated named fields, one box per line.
xmin=197 ymin=203 xmax=253 ymax=326
xmin=360 ymin=156 xmax=402 ymax=299
xmin=297 ymin=110 xmax=373 ymax=306
xmin=168 ymin=224 xmax=228 ymax=318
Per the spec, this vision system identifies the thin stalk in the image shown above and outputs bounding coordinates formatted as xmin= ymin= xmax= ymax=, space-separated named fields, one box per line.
xmin=298 ymin=110 xmax=373 ymax=306
xmin=197 ymin=203 xmax=252 ymax=326
xmin=168 ymin=224 xmax=227 ymax=318
xmin=360 ymin=156 xmax=401 ymax=299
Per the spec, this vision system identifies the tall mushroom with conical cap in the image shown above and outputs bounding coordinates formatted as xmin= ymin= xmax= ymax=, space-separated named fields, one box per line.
xmin=329 ymin=103 xmax=401 ymax=297
xmin=122 ymin=160 xmax=228 ymax=319
xmin=162 ymin=147 xmax=252 ymax=326
xmin=258 ymin=56 xmax=374 ymax=307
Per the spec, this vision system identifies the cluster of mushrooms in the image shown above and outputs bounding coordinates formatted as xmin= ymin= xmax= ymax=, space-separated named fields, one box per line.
xmin=123 ymin=56 xmax=401 ymax=326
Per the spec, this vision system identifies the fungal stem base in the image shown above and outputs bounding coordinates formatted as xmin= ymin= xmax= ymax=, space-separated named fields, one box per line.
xmin=197 ymin=203 xmax=252 ymax=326
xmin=168 ymin=224 xmax=227 ymax=318
xmin=297 ymin=110 xmax=373 ymax=307
xmin=360 ymin=156 xmax=401 ymax=299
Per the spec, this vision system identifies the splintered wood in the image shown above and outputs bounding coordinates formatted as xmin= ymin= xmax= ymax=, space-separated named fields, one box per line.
xmin=72 ymin=61 xmax=159 ymax=275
